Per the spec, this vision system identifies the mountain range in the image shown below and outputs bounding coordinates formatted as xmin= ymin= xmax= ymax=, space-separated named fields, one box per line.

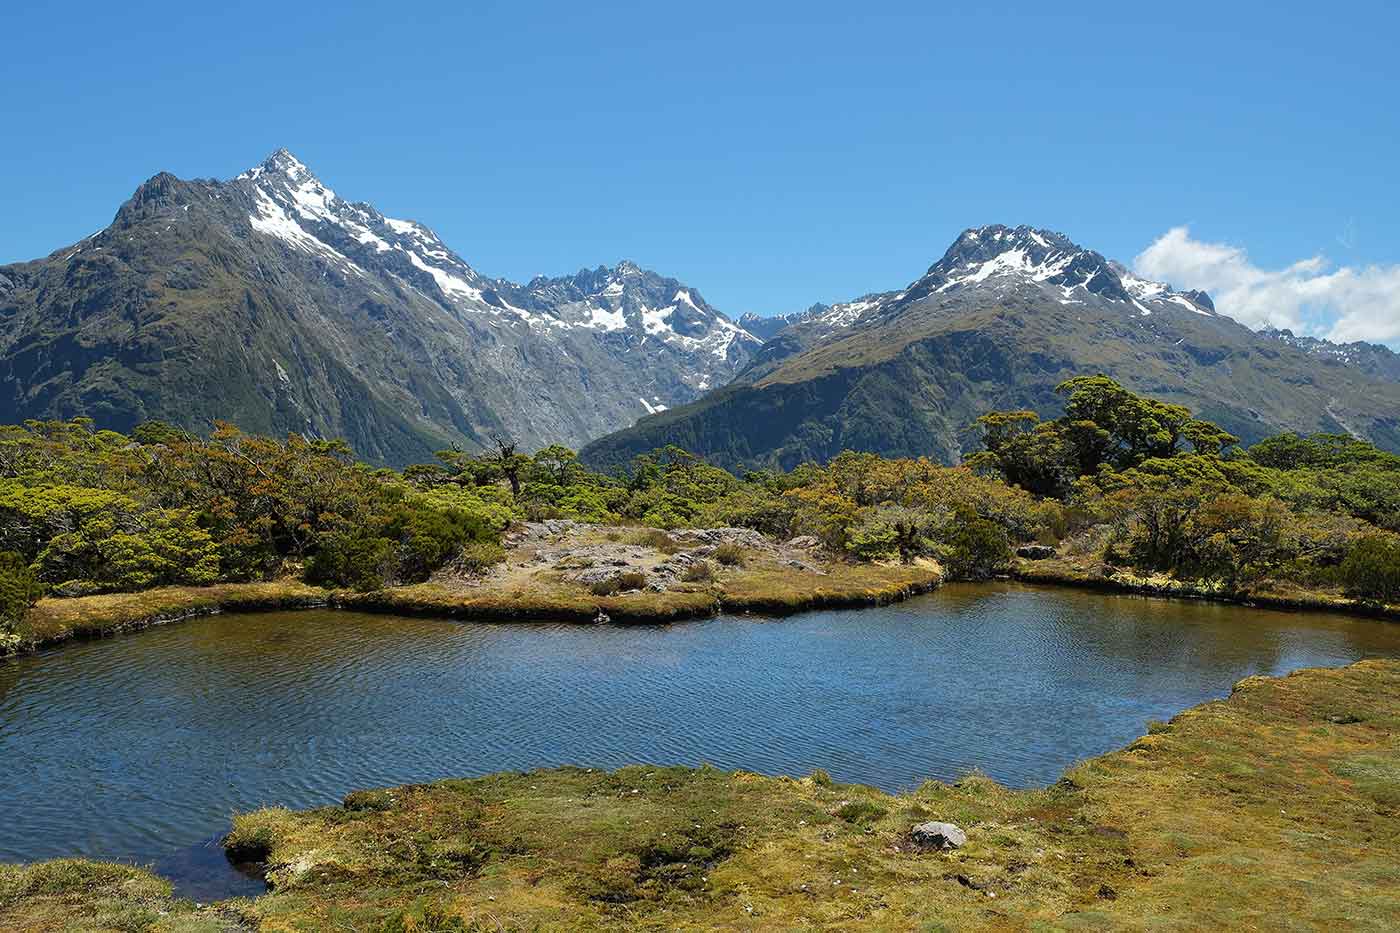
xmin=581 ymin=225 xmax=1400 ymax=470
xmin=0 ymin=150 xmax=759 ymax=464
xmin=4 ymin=157 xmax=1399 ymax=471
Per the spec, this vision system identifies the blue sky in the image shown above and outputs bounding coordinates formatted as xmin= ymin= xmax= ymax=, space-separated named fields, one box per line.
xmin=4 ymin=1 xmax=1398 ymax=342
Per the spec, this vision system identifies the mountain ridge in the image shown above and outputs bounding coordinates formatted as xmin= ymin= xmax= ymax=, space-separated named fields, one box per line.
xmin=0 ymin=150 xmax=762 ymax=464
xmin=581 ymin=224 xmax=1400 ymax=471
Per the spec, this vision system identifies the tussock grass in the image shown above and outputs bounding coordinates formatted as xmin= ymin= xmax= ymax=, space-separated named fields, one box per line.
xmin=622 ymin=528 xmax=681 ymax=554
xmin=718 ymin=558 xmax=943 ymax=614
xmin=0 ymin=859 xmax=211 ymax=932
xmin=711 ymin=541 xmax=747 ymax=566
xmin=681 ymin=560 xmax=714 ymax=583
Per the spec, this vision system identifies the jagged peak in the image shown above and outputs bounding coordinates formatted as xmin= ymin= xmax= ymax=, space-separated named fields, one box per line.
xmin=237 ymin=148 xmax=316 ymax=183
xmin=112 ymin=171 xmax=197 ymax=226
xmin=932 ymin=224 xmax=1089 ymax=274
xmin=951 ymin=223 xmax=1078 ymax=252
xmin=906 ymin=224 xmax=1217 ymax=316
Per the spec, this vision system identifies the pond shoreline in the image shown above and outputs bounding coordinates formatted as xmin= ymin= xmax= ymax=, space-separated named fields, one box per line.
xmin=8 ymin=555 xmax=1397 ymax=660
xmin=3 ymin=560 xmax=944 ymax=658
xmin=1012 ymin=559 xmax=1400 ymax=622
xmin=7 ymin=657 xmax=1397 ymax=929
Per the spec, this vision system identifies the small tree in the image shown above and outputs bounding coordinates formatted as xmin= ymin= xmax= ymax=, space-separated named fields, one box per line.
xmin=489 ymin=433 xmax=528 ymax=500
xmin=944 ymin=512 xmax=1012 ymax=580
xmin=0 ymin=552 xmax=44 ymax=634
xmin=1339 ymin=534 xmax=1400 ymax=603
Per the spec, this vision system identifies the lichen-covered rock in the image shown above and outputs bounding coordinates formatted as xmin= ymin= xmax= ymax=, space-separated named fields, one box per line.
xmin=910 ymin=821 xmax=966 ymax=850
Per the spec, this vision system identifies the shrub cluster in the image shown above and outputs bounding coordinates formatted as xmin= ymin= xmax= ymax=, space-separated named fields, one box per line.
xmin=0 ymin=420 xmax=505 ymax=596
xmin=5 ymin=374 xmax=1397 ymax=602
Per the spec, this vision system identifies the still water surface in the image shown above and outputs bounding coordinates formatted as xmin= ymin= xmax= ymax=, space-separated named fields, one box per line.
xmin=3 ymin=583 xmax=1398 ymax=895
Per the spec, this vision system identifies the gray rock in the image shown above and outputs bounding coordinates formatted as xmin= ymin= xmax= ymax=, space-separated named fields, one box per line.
xmin=784 ymin=535 xmax=821 ymax=550
xmin=1015 ymin=544 xmax=1057 ymax=560
xmin=910 ymin=821 xmax=966 ymax=850
xmin=674 ymin=527 xmax=768 ymax=550
xmin=575 ymin=567 xmax=622 ymax=585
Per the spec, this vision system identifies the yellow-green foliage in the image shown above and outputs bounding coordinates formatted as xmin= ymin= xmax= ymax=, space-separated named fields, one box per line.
xmin=5 ymin=375 xmax=1398 ymax=612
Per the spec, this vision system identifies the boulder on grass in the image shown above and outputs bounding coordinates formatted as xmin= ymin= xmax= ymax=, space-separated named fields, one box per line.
xmin=910 ymin=821 xmax=966 ymax=850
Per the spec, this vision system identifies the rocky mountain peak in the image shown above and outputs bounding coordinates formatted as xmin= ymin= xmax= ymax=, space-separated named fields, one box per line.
xmin=1 ymin=151 xmax=774 ymax=462
xmin=919 ymin=224 xmax=1128 ymax=302
xmin=113 ymin=171 xmax=200 ymax=227
xmin=939 ymin=224 xmax=1079 ymax=265
xmin=239 ymin=148 xmax=317 ymax=184
xmin=863 ymin=223 xmax=1218 ymax=320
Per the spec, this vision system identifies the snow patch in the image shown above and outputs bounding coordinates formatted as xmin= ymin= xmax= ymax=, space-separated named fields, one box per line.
xmin=585 ymin=303 xmax=627 ymax=331
xmin=404 ymin=248 xmax=481 ymax=300
xmin=641 ymin=304 xmax=676 ymax=336
xmin=248 ymin=189 xmax=367 ymax=276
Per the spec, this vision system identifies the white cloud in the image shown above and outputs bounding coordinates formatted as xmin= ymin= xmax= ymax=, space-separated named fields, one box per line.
xmin=1132 ymin=226 xmax=1400 ymax=347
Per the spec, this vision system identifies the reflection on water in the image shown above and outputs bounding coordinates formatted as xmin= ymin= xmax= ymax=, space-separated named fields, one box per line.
xmin=2 ymin=582 xmax=1397 ymax=896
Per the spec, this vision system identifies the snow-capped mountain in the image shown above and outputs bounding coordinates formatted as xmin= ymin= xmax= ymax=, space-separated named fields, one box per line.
xmin=805 ymin=224 xmax=1218 ymax=332
xmin=583 ymin=224 xmax=1400 ymax=471
xmin=733 ymin=225 xmax=1229 ymax=379
xmin=0 ymin=150 xmax=761 ymax=463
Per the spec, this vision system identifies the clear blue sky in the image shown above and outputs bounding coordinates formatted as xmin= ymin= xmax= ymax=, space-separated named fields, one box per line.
xmin=4 ymin=0 xmax=1398 ymax=334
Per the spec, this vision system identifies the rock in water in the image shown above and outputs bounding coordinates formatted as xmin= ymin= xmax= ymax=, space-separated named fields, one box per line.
xmin=910 ymin=821 xmax=966 ymax=850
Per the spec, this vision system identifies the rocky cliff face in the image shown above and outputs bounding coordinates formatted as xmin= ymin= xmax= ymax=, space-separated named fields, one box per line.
xmin=0 ymin=150 xmax=761 ymax=464
xmin=582 ymin=225 xmax=1400 ymax=470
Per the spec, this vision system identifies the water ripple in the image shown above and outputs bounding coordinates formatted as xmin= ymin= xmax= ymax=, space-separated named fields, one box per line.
xmin=2 ymin=584 xmax=1398 ymax=879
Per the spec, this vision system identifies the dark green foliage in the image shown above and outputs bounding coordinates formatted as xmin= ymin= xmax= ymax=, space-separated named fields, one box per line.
xmin=973 ymin=376 xmax=1240 ymax=497
xmin=0 ymin=552 xmax=43 ymax=631
xmin=383 ymin=504 xmax=492 ymax=582
xmin=305 ymin=533 xmax=397 ymax=592
xmin=1339 ymin=535 xmax=1400 ymax=603
xmin=945 ymin=516 xmax=1012 ymax=580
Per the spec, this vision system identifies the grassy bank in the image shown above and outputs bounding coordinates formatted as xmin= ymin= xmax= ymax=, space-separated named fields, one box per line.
xmin=6 ymin=659 xmax=1397 ymax=930
xmin=6 ymin=581 xmax=331 ymax=655
xmin=1014 ymin=556 xmax=1400 ymax=622
xmin=3 ymin=552 xmax=942 ymax=657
